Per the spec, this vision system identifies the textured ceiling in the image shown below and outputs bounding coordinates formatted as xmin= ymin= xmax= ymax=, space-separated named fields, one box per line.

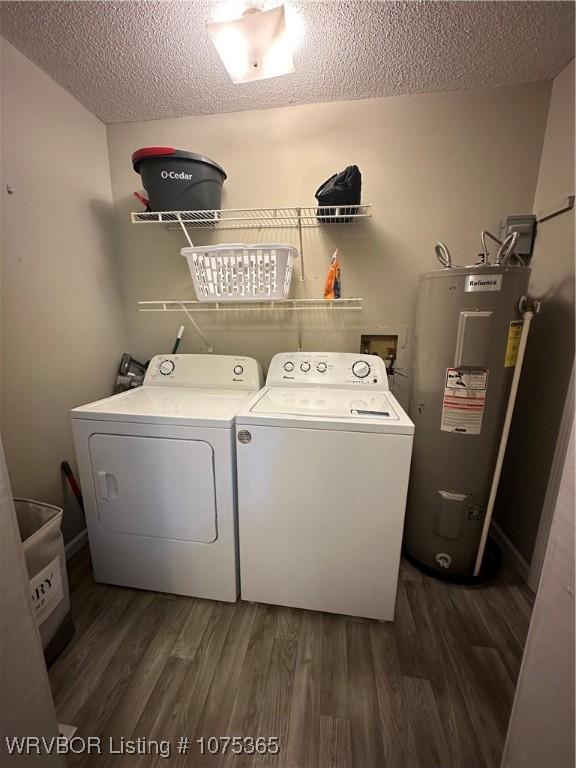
xmin=1 ymin=1 xmax=574 ymax=124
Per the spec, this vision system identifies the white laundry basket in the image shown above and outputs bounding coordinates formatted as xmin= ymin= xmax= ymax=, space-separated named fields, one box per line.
xmin=15 ymin=498 xmax=73 ymax=664
xmin=182 ymin=243 xmax=298 ymax=301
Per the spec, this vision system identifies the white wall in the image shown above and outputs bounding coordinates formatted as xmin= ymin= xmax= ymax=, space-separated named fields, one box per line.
xmin=106 ymin=81 xmax=551 ymax=410
xmin=501 ymin=419 xmax=575 ymax=768
xmin=495 ymin=60 xmax=575 ymax=566
xmin=0 ymin=39 xmax=128 ymax=544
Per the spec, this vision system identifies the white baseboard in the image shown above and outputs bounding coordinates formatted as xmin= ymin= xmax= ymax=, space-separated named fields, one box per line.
xmin=65 ymin=529 xmax=88 ymax=560
xmin=490 ymin=520 xmax=530 ymax=583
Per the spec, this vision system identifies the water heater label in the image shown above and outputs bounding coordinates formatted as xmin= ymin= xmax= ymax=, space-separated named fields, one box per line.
xmin=464 ymin=274 xmax=503 ymax=292
xmin=504 ymin=320 xmax=523 ymax=367
xmin=441 ymin=368 xmax=488 ymax=435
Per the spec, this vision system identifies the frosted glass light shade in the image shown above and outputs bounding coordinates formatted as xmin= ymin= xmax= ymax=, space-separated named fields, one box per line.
xmin=207 ymin=5 xmax=295 ymax=84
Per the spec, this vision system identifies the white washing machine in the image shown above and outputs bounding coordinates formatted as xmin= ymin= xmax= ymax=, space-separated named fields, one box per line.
xmin=236 ymin=352 xmax=414 ymax=620
xmin=71 ymin=354 xmax=263 ymax=601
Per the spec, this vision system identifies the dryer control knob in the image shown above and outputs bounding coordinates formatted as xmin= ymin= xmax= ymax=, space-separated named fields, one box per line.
xmin=300 ymin=362 xmax=311 ymax=372
xmin=233 ymin=365 xmax=244 ymax=375
xmin=352 ymin=360 xmax=370 ymax=379
xmin=316 ymin=362 xmax=327 ymax=373
xmin=283 ymin=361 xmax=295 ymax=372
xmin=159 ymin=360 xmax=175 ymax=376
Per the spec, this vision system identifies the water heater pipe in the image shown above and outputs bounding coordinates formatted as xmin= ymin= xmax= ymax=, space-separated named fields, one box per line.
xmin=473 ymin=299 xmax=538 ymax=577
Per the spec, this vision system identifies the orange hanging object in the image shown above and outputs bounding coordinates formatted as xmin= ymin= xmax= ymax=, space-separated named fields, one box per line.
xmin=323 ymin=249 xmax=341 ymax=300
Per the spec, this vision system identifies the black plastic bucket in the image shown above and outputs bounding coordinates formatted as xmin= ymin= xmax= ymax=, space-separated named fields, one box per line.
xmin=132 ymin=147 xmax=227 ymax=212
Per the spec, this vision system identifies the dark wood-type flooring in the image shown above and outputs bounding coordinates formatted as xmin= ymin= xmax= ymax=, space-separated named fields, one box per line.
xmin=49 ymin=547 xmax=534 ymax=768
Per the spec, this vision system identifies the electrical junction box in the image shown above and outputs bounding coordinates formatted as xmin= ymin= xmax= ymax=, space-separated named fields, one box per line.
xmin=501 ymin=215 xmax=536 ymax=257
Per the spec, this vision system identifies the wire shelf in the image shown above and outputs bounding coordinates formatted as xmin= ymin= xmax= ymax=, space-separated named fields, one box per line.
xmin=130 ymin=205 xmax=372 ymax=229
xmin=138 ymin=298 xmax=363 ymax=313
xmin=137 ymin=297 xmax=363 ymax=352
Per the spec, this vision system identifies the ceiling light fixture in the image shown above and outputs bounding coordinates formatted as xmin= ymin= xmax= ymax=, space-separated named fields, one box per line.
xmin=207 ymin=4 xmax=295 ymax=84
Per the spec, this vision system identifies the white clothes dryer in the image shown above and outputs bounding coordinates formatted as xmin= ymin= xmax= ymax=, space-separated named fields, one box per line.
xmin=71 ymin=354 xmax=263 ymax=601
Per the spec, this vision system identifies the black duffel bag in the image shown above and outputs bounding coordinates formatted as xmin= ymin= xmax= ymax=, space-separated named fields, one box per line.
xmin=315 ymin=165 xmax=362 ymax=223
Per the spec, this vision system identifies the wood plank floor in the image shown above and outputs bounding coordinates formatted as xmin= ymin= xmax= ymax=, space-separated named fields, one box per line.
xmin=50 ymin=549 xmax=534 ymax=768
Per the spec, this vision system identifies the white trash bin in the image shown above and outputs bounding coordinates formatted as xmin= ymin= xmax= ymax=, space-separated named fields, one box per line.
xmin=15 ymin=498 xmax=73 ymax=664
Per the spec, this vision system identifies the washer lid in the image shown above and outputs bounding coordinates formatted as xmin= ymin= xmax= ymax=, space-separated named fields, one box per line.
xmin=238 ymin=387 xmax=414 ymax=434
xmin=71 ymin=386 xmax=258 ymax=428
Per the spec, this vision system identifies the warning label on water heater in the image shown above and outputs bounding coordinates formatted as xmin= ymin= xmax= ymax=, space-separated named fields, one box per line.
xmin=441 ymin=368 xmax=488 ymax=435
xmin=504 ymin=320 xmax=523 ymax=367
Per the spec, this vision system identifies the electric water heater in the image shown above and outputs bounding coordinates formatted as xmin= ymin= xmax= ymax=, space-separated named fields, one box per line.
xmin=404 ymin=263 xmax=531 ymax=578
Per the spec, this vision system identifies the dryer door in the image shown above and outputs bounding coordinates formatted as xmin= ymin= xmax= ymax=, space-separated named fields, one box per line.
xmin=89 ymin=434 xmax=217 ymax=543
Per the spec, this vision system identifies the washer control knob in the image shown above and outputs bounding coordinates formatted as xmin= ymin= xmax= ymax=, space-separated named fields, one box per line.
xmin=316 ymin=362 xmax=327 ymax=373
xmin=283 ymin=361 xmax=294 ymax=372
xmin=233 ymin=365 xmax=244 ymax=376
xmin=300 ymin=362 xmax=311 ymax=372
xmin=352 ymin=360 xmax=370 ymax=379
xmin=159 ymin=359 xmax=175 ymax=376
